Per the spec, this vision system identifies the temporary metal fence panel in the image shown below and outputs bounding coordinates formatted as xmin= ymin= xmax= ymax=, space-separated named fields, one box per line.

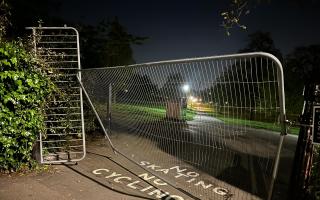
xmin=80 ymin=52 xmax=287 ymax=200
xmin=27 ymin=26 xmax=85 ymax=163
xmin=313 ymin=106 xmax=320 ymax=144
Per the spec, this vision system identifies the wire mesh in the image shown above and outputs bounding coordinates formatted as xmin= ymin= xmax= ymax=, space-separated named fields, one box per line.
xmin=81 ymin=53 xmax=285 ymax=200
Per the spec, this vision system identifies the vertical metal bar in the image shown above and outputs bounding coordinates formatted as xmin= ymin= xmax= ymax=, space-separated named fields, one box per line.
xmin=39 ymin=129 xmax=44 ymax=163
xmin=108 ymin=84 xmax=112 ymax=130
xmin=76 ymin=75 xmax=116 ymax=153
xmin=267 ymin=54 xmax=287 ymax=200
xmin=32 ymin=28 xmax=44 ymax=163
xmin=73 ymin=27 xmax=87 ymax=161
xmin=268 ymin=135 xmax=285 ymax=200
xmin=32 ymin=28 xmax=37 ymax=57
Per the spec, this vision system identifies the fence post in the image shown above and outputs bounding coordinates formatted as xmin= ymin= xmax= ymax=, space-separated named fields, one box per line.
xmin=108 ymin=84 xmax=112 ymax=130
xmin=289 ymin=83 xmax=320 ymax=199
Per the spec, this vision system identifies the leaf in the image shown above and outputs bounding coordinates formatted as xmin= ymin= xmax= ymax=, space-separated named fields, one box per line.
xmin=10 ymin=57 xmax=17 ymax=65
xmin=0 ymin=59 xmax=11 ymax=66
xmin=0 ymin=41 xmax=54 ymax=171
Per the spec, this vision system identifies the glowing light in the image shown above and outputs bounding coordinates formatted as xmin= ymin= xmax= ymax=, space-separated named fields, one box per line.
xmin=182 ymin=84 xmax=190 ymax=92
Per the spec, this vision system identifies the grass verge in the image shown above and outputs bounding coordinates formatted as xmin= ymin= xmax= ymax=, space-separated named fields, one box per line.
xmin=210 ymin=113 xmax=300 ymax=135
xmin=112 ymin=103 xmax=196 ymax=122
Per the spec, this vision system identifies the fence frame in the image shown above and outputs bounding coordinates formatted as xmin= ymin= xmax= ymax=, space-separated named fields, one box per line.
xmin=26 ymin=26 xmax=86 ymax=164
xmin=79 ymin=52 xmax=287 ymax=200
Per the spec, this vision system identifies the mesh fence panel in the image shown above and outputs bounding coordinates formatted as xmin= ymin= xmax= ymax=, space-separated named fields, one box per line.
xmin=81 ymin=53 xmax=285 ymax=200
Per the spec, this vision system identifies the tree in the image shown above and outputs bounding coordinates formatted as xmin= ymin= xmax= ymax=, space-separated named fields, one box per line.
xmin=120 ymin=73 xmax=158 ymax=103
xmin=239 ymin=31 xmax=283 ymax=60
xmin=286 ymin=45 xmax=320 ymax=84
xmin=207 ymin=31 xmax=282 ymax=120
xmin=0 ymin=0 xmax=10 ymax=39
xmin=221 ymin=0 xmax=319 ymax=35
xmin=285 ymin=45 xmax=320 ymax=114
xmin=79 ymin=18 xmax=147 ymax=68
xmin=221 ymin=0 xmax=251 ymax=35
xmin=5 ymin=0 xmax=62 ymax=39
xmin=104 ymin=18 xmax=147 ymax=67
xmin=5 ymin=1 xmax=147 ymax=69
xmin=161 ymin=73 xmax=185 ymax=101
xmin=287 ymin=45 xmax=320 ymax=200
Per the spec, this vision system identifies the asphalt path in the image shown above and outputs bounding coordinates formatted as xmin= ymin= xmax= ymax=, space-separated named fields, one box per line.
xmin=184 ymin=112 xmax=297 ymax=199
xmin=88 ymin=111 xmax=298 ymax=200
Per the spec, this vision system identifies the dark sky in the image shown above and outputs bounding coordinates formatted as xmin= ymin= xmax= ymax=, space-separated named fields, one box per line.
xmin=55 ymin=0 xmax=320 ymax=63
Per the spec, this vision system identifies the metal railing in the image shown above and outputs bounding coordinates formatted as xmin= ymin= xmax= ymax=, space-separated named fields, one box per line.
xmin=26 ymin=26 xmax=86 ymax=163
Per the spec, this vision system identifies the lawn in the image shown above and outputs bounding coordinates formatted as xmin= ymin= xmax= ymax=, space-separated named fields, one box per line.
xmin=210 ymin=113 xmax=300 ymax=135
xmin=105 ymin=103 xmax=299 ymax=135
xmin=111 ymin=103 xmax=196 ymax=122
xmin=189 ymin=103 xmax=299 ymax=135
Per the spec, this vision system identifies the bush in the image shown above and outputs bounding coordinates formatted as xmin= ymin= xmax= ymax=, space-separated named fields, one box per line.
xmin=307 ymin=146 xmax=320 ymax=199
xmin=0 ymin=41 xmax=54 ymax=171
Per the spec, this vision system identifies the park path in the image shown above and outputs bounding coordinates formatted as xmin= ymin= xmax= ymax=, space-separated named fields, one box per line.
xmin=0 ymin=163 xmax=146 ymax=200
xmin=184 ymin=111 xmax=298 ymax=199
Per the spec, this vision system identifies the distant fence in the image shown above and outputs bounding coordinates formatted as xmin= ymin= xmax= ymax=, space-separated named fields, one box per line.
xmin=80 ymin=52 xmax=287 ymax=200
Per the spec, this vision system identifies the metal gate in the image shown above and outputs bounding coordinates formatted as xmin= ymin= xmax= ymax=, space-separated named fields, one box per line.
xmin=79 ymin=52 xmax=288 ymax=200
xmin=27 ymin=26 xmax=85 ymax=163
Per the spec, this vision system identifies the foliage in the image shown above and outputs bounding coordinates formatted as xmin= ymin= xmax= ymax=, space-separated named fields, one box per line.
xmin=5 ymin=0 xmax=62 ymax=38
xmin=160 ymin=73 xmax=185 ymax=101
xmin=203 ymin=32 xmax=283 ymax=124
xmin=221 ymin=0 xmax=250 ymax=35
xmin=120 ymin=73 xmax=159 ymax=102
xmin=239 ymin=31 xmax=283 ymax=60
xmin=221 ymin=0 xmax=318 ymax=35
xmin=79 ymin=18 xmax=148 ymax=68
xmin=0 ymin=41 xmax=54 ymax=171
xmin=286 ymin=45 xmax=320 ymax=84
xmin=308 ymin=145 xmax=320 ymax=199
xmin=0 ymin=0 xmax=10 ymax=39
xmin=284 ymin=45 xmax=320 ymax=116
xmin=221 ymin=0 xmax=272 ymax=35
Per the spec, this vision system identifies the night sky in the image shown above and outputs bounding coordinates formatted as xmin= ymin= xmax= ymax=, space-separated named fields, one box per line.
xmin=54 ymin=0 xmax=320 ymax=63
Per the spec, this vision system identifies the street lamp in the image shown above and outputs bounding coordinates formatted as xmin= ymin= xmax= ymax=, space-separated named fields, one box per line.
xmin=182 ymin=84 xmax=190 ymax=93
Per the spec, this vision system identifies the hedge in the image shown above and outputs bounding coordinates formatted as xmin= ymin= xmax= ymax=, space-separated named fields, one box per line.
xmin=0 ymin=41 xmax=54 ymax=171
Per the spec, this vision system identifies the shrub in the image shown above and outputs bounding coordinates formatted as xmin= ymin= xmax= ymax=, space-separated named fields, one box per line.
xmin=0 ymin=41 xmax=54 ymax=171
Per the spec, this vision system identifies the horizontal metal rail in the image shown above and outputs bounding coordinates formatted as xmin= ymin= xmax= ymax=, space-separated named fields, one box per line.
xmin=37 ymin=47 xmax=78 ymax=50
xmin=38 ymin=54 xmax=78 ymax=57
xmin=43 ymin=145 xmax=83 ymax=150
xmin=42 ymin=139 xmax=83 ymax=143
xmin=45 ymin=126 xmax=82 ymax=129
xmin=46 ymin=133 xmax=83 ymax=136
xmin=45 ymin=107 xmax=81 ymax=110
xmin=46 ymin=113 xmax=81 ymax=116
xmin=45 ymin=120 xmax=82 ymax=123
xmin=40 ymin=34 xmax=77 ymax=37
xmin=46 ymin=61 xmax=78 ymax=64
xmin=38 ymin=41 xmax=77 ymax=44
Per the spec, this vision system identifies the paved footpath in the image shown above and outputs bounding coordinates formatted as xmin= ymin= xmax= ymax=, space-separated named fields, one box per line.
xmin=0 ymin=130 xmax=295 ymax=200
xmin=0 ymin=164 xmax=145 ymax=200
